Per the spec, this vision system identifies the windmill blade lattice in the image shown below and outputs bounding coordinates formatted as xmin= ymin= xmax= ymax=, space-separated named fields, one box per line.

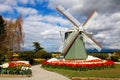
xmin=82 ymin=11 xmax=98 ymax=30
xmin=62 ymin=31 xmax=79 ymax=54
xmin=56 ymin=5 xmax=80 ymax=30
xmin=82 ymin=32 xmax=102 ymax=51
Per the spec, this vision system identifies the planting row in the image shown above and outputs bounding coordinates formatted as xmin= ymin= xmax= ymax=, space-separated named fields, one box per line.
xmin=0 ymin=61 xmax=32 ymax=75
xmin=42 ymin=60 xmax=115 ymax=71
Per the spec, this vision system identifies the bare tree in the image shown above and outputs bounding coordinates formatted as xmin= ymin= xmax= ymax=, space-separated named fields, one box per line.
xmin=4 ymin=15 xmax=24 ymax=51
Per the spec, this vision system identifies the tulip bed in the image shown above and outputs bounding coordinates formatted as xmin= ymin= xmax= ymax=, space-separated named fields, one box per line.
xmin=42 ymin=60 xmax=115 ymax=71
xmin=0 ymin=61 xmax=32 ymax=75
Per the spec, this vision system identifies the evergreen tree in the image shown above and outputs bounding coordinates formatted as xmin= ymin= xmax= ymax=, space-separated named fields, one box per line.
xmin=0 ymin=15 xmax=5 ymax=42
xmin=0 ymin=15 xmax=6 ymax=52
xmin=33 ymin=42 xmax=43 ymax=53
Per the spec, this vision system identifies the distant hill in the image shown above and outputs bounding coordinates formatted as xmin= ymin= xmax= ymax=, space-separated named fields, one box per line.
xmin=86 ymin=48 xmax=120 ymax=53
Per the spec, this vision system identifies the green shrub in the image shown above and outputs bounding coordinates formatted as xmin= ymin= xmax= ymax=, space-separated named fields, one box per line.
xmin=0 ymin=52 xmax=5 ymax=62
xmin=34 ymin=50 xmax=46 ymax=58
xmin=113 ymin=52 xmax=120 ymax=56
xmin=89 ymin=53 xmax=108 ymax=60
xmin=20 ymin=51 xmax=34 ymax=65
xmin=34 ymin=50 xmax=51 ymax=59
xmin=42 ymin=53 xmax=51 ymax=59
xmin=111 ymin=56 xmax=120 ymax=62
xmin=89 ymin=53 xmax=120 ymax=62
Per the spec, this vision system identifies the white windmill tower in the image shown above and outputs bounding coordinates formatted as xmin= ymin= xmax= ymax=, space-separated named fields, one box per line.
xmin=56 ymin=5 xmax=102 ymax=60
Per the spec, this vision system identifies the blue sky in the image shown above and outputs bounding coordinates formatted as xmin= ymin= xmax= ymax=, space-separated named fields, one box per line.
xmin=0 ymin=0 xmax=55 ymax=17
xmin=0 ymin=0 xmax=120 ymax=52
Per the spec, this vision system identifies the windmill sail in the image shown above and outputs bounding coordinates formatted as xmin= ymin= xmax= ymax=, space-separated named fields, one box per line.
xmin=82 ymin=33 xmax=102 ymax=51
xmin=56 ymin=5 xmax=80 ymax=29
xmin=57 ymin=5 xmax=101 ymax=59
xmin=62 ymin=31 xmax=79 ymax=54
xmin=82 ymin=11 xmax=98 ymax=29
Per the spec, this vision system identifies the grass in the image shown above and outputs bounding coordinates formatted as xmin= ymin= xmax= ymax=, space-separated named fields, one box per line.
xmin=43 ymin=64 xmax=120 ymax=79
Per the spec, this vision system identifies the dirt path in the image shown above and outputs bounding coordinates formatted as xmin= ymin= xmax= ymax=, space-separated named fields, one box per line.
xmin=0 ymin=65 xmax=70 ymax=80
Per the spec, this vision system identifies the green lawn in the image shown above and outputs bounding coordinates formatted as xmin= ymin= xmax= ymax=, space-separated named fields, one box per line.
xmin=43 ymin=64 xmax=120 ymax=79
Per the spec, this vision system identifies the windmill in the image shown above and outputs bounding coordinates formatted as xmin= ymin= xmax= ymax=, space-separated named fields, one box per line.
xmin=56 ymin=5 xmax=102 ymax=60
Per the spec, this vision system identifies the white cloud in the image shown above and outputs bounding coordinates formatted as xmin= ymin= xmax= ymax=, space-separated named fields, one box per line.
xmin=0 ymin=0 xmax=37 ymax=15
xmin=17 ymin=0 xmax=35 ymax=5
xmin=1 ymin=0 xmax=17 ymax=6
xmin=16 ymin=7 xmax=38 ymax=16
xmin=0 ymin=0 xmax=35 ymax=6
xmin=48 ymin=0 xmax=82 ymax=10
xmin=22 ymin=14 xmax=69 ymax=51
xmin=17 ymin=0 xmax=29 ymax=4
xmin=25 ymin=15 xmax=71 ymax=26
xmin=111 ymin=12 xmax=120 ymax=22
xmin=1 ymin=0 xmax=120 ymax=51
xmin=48 ymin=0 xmax=120 ymax=50
xmin=0 ymin=4 xmax=13 ymax=13
xmin=43 ymin=15 xmax=71 ymax=26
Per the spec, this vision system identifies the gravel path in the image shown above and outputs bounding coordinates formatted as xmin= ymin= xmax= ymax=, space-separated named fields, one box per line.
xmin=0 ymin=65 xmax=70 ymax=80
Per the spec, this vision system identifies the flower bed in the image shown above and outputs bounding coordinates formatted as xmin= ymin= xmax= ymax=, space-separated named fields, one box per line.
xmin=42 ymin=56 xmax=115 ymax=71
xmin=0 ymin=61 xmax=32 ymax=76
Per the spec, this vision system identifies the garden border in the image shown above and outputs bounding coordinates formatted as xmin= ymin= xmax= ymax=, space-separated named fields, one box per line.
xmin=72 ymin=77 xmax=120 ymax=80
xmin=0 ymin=74 xmax=32 ymax=77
